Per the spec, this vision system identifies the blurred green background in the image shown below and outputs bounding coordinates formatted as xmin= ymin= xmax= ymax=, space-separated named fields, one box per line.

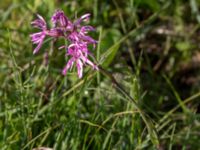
xmin=0 ymin=0 xmax=200 ymax=149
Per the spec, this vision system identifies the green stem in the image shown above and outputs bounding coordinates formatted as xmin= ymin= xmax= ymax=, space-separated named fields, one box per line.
xmin=98 ymin=66 xmax=159 ymax=146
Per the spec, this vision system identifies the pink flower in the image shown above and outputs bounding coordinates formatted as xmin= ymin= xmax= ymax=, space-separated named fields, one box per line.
xmin=30 ymin=10 xmax=98 ymax=78
xmin=62 ymin=43 xmax=98 ymax=78
xmin=51 ymin=10 xmax=68 ymax=26
xmin=30 ymin=15 xmax=47 ymax=54
xmin=30 ymin=14 xmax=64 ymax=54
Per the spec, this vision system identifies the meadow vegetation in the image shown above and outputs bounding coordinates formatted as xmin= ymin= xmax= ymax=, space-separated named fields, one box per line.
xmin=0 ymin=0 xmax=200 ymax=149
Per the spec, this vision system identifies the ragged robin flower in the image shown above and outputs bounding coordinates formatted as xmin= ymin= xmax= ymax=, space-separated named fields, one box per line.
xmin=30 ymin=10 xmax=98 ymax=78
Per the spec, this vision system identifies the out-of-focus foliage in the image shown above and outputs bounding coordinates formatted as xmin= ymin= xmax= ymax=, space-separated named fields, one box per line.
xmin=0 ymin=0 xmax=200 ymax=149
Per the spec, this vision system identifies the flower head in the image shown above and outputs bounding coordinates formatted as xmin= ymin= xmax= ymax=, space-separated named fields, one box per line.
xmin=31 ymin=14 xmax=47 ymax=30
xmin=30 ymin=15 xmax=47 ymax=54
xmin=62 ymin=43 xmax=98 ymax=78
xmin=51 ymin=10 xmax=69 ymax=27
xmin=30 ymin=10 xmax=98 ymax=78
xmin=30 ymin=32 xmax=46 ymax=54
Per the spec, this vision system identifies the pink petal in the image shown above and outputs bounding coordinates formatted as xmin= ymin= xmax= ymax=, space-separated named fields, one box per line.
xmin=76 ymin=59 xmax=83 ymax=78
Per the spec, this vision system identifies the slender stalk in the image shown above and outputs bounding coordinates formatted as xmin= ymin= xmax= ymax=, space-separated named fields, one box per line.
xmin=98 ymin=66 xmax=142 ymax=112
xmin=98 ymin=66 xmax=159 ymax=146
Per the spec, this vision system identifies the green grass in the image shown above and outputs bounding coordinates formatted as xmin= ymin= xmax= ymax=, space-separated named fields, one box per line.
xmin=0 ymin=0 xmax=200 ymax=149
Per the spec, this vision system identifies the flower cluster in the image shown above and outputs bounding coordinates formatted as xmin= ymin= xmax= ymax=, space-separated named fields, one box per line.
xmin=30 ymin=10 xmax=98 ymax=78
